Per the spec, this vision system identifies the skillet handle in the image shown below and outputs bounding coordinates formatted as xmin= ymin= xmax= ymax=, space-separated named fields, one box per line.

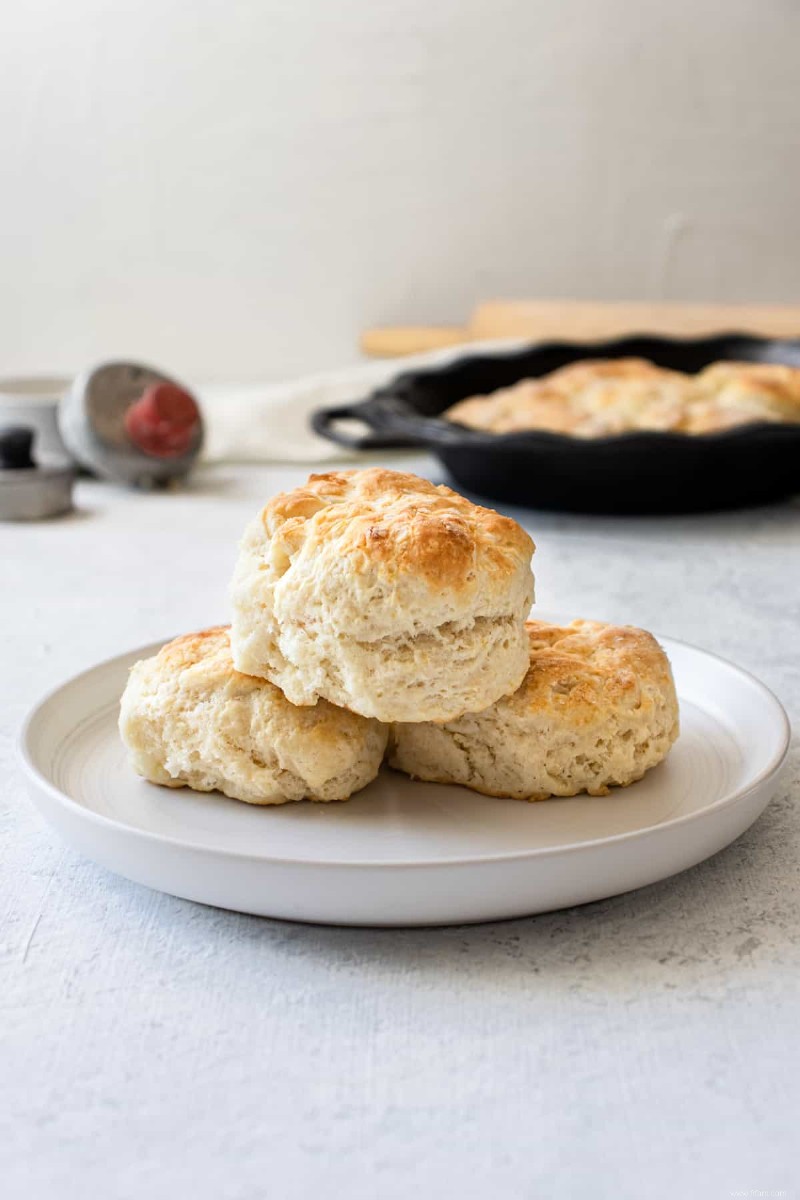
xmin=310 ymin=402 xmax=421 ymax=450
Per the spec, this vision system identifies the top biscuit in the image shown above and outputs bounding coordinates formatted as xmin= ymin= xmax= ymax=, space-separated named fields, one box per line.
xmin=230 ymin=468 xmax=535 ymax=722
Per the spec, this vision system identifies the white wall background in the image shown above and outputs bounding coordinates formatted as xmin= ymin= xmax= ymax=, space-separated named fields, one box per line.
xmin=1 ymin=0 xmax=798 ymax=381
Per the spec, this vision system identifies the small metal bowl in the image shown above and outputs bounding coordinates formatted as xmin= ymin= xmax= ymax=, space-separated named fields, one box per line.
xmin=311 ymin=333 xmax=800 ymax=514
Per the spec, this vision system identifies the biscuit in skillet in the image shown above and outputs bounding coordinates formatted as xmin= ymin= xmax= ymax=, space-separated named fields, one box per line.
xmin=445 ymin=359 xmax=689 ymax=436
xmin=686 ymin=361 xmax=800 ymax=432
xmin=445 ymin=357 xmax=800 ymax=437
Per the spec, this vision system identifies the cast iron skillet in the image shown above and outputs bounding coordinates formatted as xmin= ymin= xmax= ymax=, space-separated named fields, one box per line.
xmin=311 ymin=334 xmax=800 ymax=514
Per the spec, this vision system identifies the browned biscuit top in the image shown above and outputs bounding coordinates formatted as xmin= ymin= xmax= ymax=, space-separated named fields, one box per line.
xmin=510 ymin=619 xmax=675 ymax=721
xmin=258 ymin=467 xmax=534 ymax=593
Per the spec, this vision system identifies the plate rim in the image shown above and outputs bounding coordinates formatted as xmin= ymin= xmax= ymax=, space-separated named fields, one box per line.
xmin=18 ymin=631 xmax=790 ymax=870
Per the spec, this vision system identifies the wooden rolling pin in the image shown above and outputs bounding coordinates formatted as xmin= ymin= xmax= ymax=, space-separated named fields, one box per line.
xmin=361 ymin=300 xmax=800 ymax=357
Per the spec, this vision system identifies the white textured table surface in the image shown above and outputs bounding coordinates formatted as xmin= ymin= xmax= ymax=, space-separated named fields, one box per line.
xmin=3 ymin=456 xmax=799 ymax=1200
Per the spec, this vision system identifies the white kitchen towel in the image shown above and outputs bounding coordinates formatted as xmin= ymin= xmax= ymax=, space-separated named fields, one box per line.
xmin=198 ymin=340 xmax=522 ymax=463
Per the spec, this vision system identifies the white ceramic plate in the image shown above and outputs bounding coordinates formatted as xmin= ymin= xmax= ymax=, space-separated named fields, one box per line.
xmin=20 ymin=630 xmax=789 ymax=926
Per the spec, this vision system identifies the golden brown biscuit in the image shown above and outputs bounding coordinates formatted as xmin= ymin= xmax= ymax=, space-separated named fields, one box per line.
xmin=230 ymin=468 xmax=535 ymax=723
xmin=119 ymin=626 xmax=388 ymax=804
xmin=390 ymin=619 xmax=679 ymax=800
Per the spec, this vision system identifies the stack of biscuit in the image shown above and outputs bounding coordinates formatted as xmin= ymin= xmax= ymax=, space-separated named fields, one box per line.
xmin=120 ymin=468 xmax=679 ymax=805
